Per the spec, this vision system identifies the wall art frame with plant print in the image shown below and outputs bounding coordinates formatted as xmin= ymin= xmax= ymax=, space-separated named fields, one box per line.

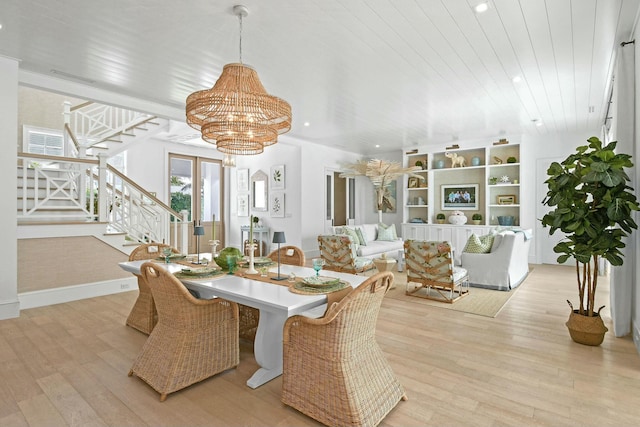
xmin=237 ymin=168 xmax=249 ymax=192
xmin=270 ymin=192 xmax=285 ymax=217
xmin=271 ymin=165 xmax=285 ymax=190
xmin=237 ymin=194 xmax=249 ymax=217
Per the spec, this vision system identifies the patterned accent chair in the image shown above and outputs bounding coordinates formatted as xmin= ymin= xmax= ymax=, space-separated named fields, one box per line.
xmin=317 ymin=235 xmax=375 ymax=275
xmin=404 ymin=240 xmax=469 ymax=303
xmin=282 ymin=272 xmax=407 ymax=426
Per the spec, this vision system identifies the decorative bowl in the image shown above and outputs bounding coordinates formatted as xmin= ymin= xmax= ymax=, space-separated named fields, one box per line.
xmin=497 ymin=216 xmax=515 ymax=226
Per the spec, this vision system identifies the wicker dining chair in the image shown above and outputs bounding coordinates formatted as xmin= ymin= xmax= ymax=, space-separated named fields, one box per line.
xmin=267 ymin=245 xmax=306 ymax=267
xmin=282 ymin=271 xmax=407 ymax=427
xmin=317 ymin=235 xmax=375 ymax=275
xmin=404 ymin=240 xmax=469 ymax=303
xmin=126 ymin=242 xmax=180 ymax=334
xmin=128 ymin=262 xmax=239 ymax=402
xmin=238 ymin=245 xmax=306 ymax=341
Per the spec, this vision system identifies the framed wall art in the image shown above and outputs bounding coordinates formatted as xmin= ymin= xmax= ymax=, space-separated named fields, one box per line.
xmin=270 ymin=192 xmax=285 ymax=217
xmin=237 ymin=194 xmax=249 ymax=217
xmin=271 ymin=165 xmax=285 ymax=190
xmin=441 ymin=184 xmax=479 ymax=210
xmin=237 ymin=168 xmax=249 ymax=192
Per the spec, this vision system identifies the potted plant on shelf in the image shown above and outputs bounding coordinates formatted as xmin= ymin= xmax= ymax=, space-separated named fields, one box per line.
xmin=472 ymin=213 xmax=482 ymax=225
xmin=541 ymin=137 xmax=639 ymax=346
xmin=436 ymin=213 xmax=446 ymax=224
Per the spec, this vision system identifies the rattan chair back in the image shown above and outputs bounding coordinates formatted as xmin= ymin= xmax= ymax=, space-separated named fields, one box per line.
xmin=267 ymin=245 xmax=305 ymax=266
xmin=128 ymin=262 xmax=239 ymax=401
xmin=128 ymin=243 xmax=178 ymax=261
xmin=282 ymin=271 xmax=406 ymax=426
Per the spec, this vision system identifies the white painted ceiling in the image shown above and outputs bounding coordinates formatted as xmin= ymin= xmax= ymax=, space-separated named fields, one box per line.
xmin=2 ymin=0 xmax=639 ymax=155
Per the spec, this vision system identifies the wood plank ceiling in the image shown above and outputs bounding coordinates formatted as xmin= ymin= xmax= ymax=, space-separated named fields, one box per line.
xmin=1 ymin=0 xmax=638 ymax=154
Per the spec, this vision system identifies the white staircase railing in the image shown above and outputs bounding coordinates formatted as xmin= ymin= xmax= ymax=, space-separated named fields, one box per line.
xmin=63 ymin=101 xmax=154 ymax=149
xmin=17 ymin=152 xmax=189 ymax=252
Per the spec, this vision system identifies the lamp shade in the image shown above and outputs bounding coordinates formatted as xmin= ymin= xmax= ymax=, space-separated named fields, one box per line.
xmin=194 ymin=226 xmax=206 ymax=236
xmin=272 ymin=231 xmax=286 ymax=244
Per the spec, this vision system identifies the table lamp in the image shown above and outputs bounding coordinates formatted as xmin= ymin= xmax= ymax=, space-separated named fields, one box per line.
xmin=272 ymin=231 xmax=287 ymax=280
xmin=194 ymin=223 xmax=205 ymax=264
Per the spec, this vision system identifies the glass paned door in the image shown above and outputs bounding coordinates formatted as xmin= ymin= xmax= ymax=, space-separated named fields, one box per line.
xmin=169 ymin=154 xmax=224 ymax=254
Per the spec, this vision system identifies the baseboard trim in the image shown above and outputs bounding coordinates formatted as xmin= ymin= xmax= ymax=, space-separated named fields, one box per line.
xmin=634 ymin=323 xmax=640 ymax=356
xmin=0 ymin=298 xmax=20 ymax=320
xmin=18 ymin=277 xmax=138 ymax=310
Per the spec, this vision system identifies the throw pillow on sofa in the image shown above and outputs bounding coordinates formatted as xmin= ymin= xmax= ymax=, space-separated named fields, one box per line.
xmin=355 ymin=228 xmax=368 ymax=246
xmin=377 ymin=223 xmax=397 ymax=241
xmin=343 ymin=227 xmax=360 ymax=249
xmin=463 ymin=233 xmax=494 ymax=253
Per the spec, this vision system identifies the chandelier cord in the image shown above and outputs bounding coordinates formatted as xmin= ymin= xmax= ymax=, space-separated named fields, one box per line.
xmin=238 ymin=13 xmax=243 ymax=64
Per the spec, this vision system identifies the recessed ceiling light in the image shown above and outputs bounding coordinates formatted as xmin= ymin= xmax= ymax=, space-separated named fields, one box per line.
xmin=474 ymin=2 xmax=489 ymax=13
xmin=375 ymin=144 xmax=380 ymax=148
xmin=303 ymin=122 xmax=310 ymax=127
xmin=512 ymin=75 xmax=522 ymax=83
xmin=0 ymin=24 xmax=3 ymax=30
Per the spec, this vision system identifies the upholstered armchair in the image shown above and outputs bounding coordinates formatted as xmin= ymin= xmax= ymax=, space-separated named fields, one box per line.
xmin=317 ymin=235 xmax=375 ymax=274
xmin=128 ymin=262 xmax=239 ymax=401
xmin=404 ymin=240 xmax=469 ymax=303
xmin=282 ymin=271 xmax=406 ymax=426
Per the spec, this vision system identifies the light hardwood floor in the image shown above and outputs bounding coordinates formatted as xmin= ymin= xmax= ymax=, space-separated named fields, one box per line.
xmin=1 ymin=264 xmax=639 ymax=426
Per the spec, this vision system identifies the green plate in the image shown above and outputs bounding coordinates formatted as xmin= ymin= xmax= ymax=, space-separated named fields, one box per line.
xmin=155 ymin=254 xmax=186 ymax=261
xmin=180 ymin=267 xmax=220 ymax=276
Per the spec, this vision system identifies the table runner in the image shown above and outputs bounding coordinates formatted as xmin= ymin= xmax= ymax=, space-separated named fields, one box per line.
xmin=237 ymin=270 xmax=353 ymax=308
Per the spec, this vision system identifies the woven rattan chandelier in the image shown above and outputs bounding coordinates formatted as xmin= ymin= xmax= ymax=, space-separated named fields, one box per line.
xmin=185 ymin=5 xmax=291 ymax=155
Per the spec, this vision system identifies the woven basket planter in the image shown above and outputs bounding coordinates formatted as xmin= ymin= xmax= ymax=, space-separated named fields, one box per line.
xmin=565 ymin=310 xmax=608 ymax=346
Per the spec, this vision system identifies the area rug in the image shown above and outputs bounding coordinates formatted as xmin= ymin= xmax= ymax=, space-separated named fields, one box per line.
xmin=385 ymin=271 xmax=527 ymax=318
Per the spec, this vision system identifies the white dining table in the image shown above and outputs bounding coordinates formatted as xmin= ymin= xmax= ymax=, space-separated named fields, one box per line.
xmin=118 ymin=261 xmax=367 ymax=388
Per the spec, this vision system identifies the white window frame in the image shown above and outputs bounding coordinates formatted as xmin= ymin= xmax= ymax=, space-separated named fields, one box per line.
xmin=23 ymin=125 xmax=65 ymax=156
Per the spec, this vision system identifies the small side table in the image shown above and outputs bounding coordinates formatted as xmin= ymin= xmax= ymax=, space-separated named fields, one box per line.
xmin=374 ymin=257 xmax=397 ymax=272
xmin=374 ymin=257 xmax=397 ymax=289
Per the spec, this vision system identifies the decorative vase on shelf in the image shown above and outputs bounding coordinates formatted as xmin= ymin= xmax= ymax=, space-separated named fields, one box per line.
xmin=471 ymin=156 xmax=481 ymax=166
xmin=435 ymin=160 xmax=445 ymax=169
xmin=448 ymin=210 xmax=467 ymax=225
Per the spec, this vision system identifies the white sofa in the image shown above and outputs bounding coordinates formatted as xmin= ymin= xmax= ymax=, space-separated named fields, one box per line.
xmin=460 ymin=229 xmax=532 ymax=291
xmin=330 ymin=223 xmax=404 ymax=260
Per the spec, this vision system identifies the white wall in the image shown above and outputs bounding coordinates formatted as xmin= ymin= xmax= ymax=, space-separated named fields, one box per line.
xmin=0 ymin=57 xmax=20 ymax=319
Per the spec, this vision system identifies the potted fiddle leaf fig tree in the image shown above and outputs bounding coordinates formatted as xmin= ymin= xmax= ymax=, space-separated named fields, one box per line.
xmin=541 ymin=136 xmax=639 ymax=346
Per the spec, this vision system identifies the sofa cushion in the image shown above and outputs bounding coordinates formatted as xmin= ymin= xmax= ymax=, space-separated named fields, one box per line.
xmin=377 ymin=223 xmax=397 ymax=241
xmin=355 ymin=228 xmax=368 ymax=246
xmin=343 ymin=227 xmax=360 ymax=250
xmin=357 ymin=239 xmax=404 ymax=257
xmin=361 ymin=224 xmax=378 ymax=242
xmin=463 ymin=233 xmax=494 ymax=254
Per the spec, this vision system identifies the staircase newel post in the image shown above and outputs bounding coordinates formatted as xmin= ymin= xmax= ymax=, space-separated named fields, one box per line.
xmin=180 ymin=210 xmax=189 ymax=255
xmin=62 ymin=101 xmax=72 ymax=156
xmin=98 ymin=153 xmax=108 ymax=222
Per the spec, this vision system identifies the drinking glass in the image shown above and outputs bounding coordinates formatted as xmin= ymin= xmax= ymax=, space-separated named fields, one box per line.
xmin=312 ymin=258 xmax=324 ymax=277
xmin=226 ymin=255 xmax=237 ymax=275
xmin=162 ymin=247 xmax=173 ymax=264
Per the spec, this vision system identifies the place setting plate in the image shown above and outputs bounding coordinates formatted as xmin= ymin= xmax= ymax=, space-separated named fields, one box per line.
xmin=179 ymin=267 xmax=221 ymax=276
xmin=239 ymin=257 xmax=273 ymax=267
xmin=302 ymin=276 xmax=342 ymax=288
xmin=155 ymin=254 xmax=187 ymax=261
